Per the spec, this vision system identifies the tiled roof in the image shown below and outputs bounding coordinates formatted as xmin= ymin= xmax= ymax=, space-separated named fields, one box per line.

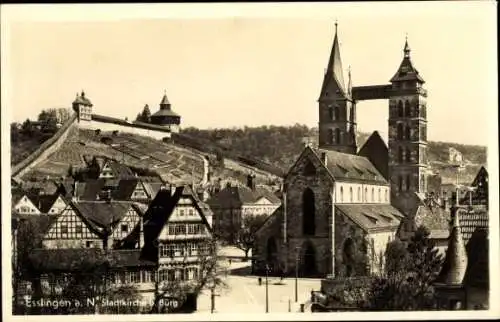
xmin=312 ymin=148 xmax=388 ymax=184
xmin=75 ymin=180 xmax=106 ymax=200
xmin=458 ymin=206 xmax=488 ymax=245
xmin=207 ymin=184 xmax=281 ymax=209
xmin=389 ymin=45 xmax=425 ymax=83
xmin=105 ymin=160 xmax=135 ymax=179
xmin=335 ymin=204 xmax=403 ymax=232
xmin=72 ymin=201 xmax=133 ymax=228
xmin=151 ymin=109 xmax=180 ymax=118
xmin=108 ymin=249 xmax=156 ymax=268
xmin=357 ymin=131 xmax=389 ymax=180
xmin=112 ymin=179 xmax=139 ymax=200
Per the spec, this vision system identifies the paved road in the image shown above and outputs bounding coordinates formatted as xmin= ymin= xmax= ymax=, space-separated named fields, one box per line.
xmin=196 ymin=261 xmax=321 ymax=314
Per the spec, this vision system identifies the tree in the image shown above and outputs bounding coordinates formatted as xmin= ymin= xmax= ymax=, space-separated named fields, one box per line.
xmin=136 ymin=105 xmax=151 ymax=123
xmin=11 ymin=123 xmax=20 ymax=143
xmin=55 ymin=108 xmax=72 ymax=124
xmin=21 ymin=119 xmax=34 ymax=137
xmin=364 ymin=227 xmax=443 ymax=310
xmin=38 ymin=109 xmax=58 ymax=133
xmin=384 ymin=238 xmax=409 ymax=276
xmin=233 ymin=214 xmax=268 ymax=260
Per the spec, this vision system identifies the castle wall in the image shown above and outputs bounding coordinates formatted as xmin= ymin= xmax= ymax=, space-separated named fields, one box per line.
xmin=77 ymin=120 xmax=172 ymax=140
xmin=12 ymin=113 xmax=78 ymax=181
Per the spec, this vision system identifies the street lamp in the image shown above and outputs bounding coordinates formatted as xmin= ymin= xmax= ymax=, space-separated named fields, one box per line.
xmin=265 ymin=264 xmax=270 ymax=313
xmin=295 ymin=247 xmax=300 ymax=303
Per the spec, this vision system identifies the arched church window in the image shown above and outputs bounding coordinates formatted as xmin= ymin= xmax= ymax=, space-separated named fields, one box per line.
xmin=378 ymin=188 xmax=381 ymax=202
xmin=329 ymin=107 xmax=334 ymax=121
xmin=406 ymin=175 xmax=411 ymax=191
xmin=335 ymin=128 xmax=341 ymax=144
xmin=398 ymin=176 xmax=403 ymax=192
xmin=371 ymin=188 xmax=374 ymax=202
xmin=406 ymin=147 xmax=412 ymax=162
xmin=405 ymin=100 xmax=411 ymax=117
xmin=398 ymin=147 xmax=403 ymax=163
xmin=302 ymin=188 xmax=316 ymax=236
xmin=334 ymin=106 xmax=340 ymax=120
xmin=397 ymin=123 xmax=404 ymax=140
xmin=343 ymin=238 xmax=356 ymax=277
xmin=339 ymin=186 xmax=344 ymax=203
xmin=398 ymin=101 xmax=404 ymax=117
xmin=385 ymin=189 xmax=388 ymax=202
xmin=357 ymin=187 xmax=361 ymax=202
xmin=350 ymin=187 xmax=353 ymax=203
xmin=364 ymin=187 xmax=368 ymax=202
xmin=329 ymin=129 xmax=335 ymax=144
xmin=405 ymin=126 xmax=411 ymax=141
xmin=414 ymin=104 xmax=419 ymax=118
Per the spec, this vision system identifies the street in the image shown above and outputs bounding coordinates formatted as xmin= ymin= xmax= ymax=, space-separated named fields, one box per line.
xmin=196 ymin=260 xmax=321 ymax=314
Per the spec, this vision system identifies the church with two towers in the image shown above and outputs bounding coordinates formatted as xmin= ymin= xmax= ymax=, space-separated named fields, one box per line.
xmin=253 ymin=23 xmax=432 ymax=278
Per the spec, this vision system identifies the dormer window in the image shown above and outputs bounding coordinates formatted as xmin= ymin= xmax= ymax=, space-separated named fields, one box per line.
xmin=121 ymin=224 xmax=128 ymax=233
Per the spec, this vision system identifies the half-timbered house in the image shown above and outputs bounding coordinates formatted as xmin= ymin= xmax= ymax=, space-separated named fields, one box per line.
xmin=42 ymin=201 xmax=146 ymax=249
xmin=142 ymin=185 xmax=214 ymax=290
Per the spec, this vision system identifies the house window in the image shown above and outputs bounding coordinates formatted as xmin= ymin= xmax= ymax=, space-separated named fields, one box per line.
xmin=121 ymin=224 xmax=128 ymax=233
xmin=404 ymin=100 xmax=411 ymax=117
xmin=60 ymin=224 xmax=68 ymax=234
xmin=179 ymin=209 xmax=185 ymax=216
xmin=329 ymin=107 xmax=334 ymax=120
xmin=86 ymin=241 xmax=94 ymax=248
xmin=127 ymin=271 xmax=140 ymax=284
xmin=397 ymin=123 xmax=404 ymax=140
xmin=75 ymin=224 xmax=82 ymax=234
xmin=334 ymin=106 xmax=340 ymax=120
xmin=398 ymin=101 xmax=404 ymax=117
xmin=169 ymin=225 xmax=175 ymax=235
xmin=335 ymin=128 xmax=341 ymax=144
xmin=188 ymin=208 xmax=194 ymax=216
xmin=141 ymin=270 xmax=152 ymax=283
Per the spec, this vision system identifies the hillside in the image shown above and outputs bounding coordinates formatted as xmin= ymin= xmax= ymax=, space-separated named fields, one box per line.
xmin=19 ymin=125 xmax=282 ymax=187
xmin=181 ymin=125 xmax=487 ymax=184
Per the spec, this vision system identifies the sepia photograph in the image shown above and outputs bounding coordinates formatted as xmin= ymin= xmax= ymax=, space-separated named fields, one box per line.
xmin=1 ymin=2 xmax=498 ymax=320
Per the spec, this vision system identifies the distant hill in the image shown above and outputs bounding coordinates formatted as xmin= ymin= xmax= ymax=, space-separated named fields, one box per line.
xmin=181 ymin=125 xmax=487 ymax=184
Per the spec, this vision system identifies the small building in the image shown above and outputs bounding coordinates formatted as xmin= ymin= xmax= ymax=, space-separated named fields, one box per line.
xmin=150 ymin=91 xmax=181 ymax=133
xmin=207 ymin=173 xmax=281 ymax=242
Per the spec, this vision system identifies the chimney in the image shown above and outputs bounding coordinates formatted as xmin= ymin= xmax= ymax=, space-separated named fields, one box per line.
xmin=321 ymin=152 xmax=328 ymax=166
xmin=139 ymin=215 xmax=145 ymax=249
xmin=247 ymin=173 xmax=256 ymax=191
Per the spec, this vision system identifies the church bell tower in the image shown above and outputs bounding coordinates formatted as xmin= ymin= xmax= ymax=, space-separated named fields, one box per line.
xmin=388 ymin=37 xmax=429 ymax=197
xmin=318 ymin=22 xmax=357 ymax=154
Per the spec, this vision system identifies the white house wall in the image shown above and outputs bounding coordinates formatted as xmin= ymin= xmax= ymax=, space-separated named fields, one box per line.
xmin=77 ymin=120 xmax=172 ymax=140
xmin=334 ymin=182 xmax=391 ymax=204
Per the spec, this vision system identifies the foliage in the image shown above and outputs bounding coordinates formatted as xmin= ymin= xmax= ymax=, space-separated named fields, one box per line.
xmin=233 ymin=214 xmax=268 ymax=260
xmin=365 ymin=227 xmax=443 ymax=310
xmin=136 ymin=105 xmax=152 ymax=123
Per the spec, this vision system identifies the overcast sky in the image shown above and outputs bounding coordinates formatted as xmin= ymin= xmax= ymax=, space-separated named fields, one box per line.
xmin=1 ymin=2 xmax=497 ymax=145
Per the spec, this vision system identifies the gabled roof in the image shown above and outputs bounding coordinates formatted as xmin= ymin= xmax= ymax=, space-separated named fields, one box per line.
xmin=390 ymin=39 xmax=425 ymax=83
xmin=256 ymin=205 xmax=284 ymax=236
xmin=142 ymin=186 xmax=213 ymax=259
xmin=26 ymin=193 xmax=60 ymax=213
xmin=101 ymin=159 xmax=135 ymax=178
xmin=207 ymin=184 xmax=281 ymax=209
xmin=357 ymin=131 xmax=389 ymax=180
xmin=112 ymin=179 xmax=140 ymax=200
xmin=72 ymin=201 xmax=134 ymax=229
xmin=312 ymin=147 xmax=388 ymax=184
xmin=335 ymin=204 xmax=403 ymax=232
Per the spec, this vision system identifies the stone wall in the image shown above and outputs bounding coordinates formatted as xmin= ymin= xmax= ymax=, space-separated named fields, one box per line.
xmin=283 ymin=148 xmax=334 ymax=277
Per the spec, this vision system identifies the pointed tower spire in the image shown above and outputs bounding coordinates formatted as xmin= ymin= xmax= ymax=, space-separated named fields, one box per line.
xmin=404 ymin=33 xmax=411 ymax=58
xmin=159 ymin=90 xmax=170 ymax=109
xmin=325 ymin=20 xmax=346 ymax=94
